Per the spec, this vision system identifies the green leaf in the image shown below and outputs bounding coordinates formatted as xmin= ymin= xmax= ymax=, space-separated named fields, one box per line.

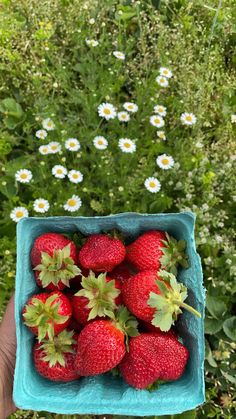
xmin=223 ymin=316 xmax=236 ymax=341
xmin=205 ymin=317 xmax=223 ymax=335
xmin=220 ymin=370 xmax=236 ymax=384
xmin=205 ymin=339 xmax=217 ymax=367
xmin=206 ymin=295 xmax=227 ymax=319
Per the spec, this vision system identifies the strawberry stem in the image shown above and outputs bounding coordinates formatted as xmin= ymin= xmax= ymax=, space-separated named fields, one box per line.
xmin=174 ymin=300 xmax=201 ymax=318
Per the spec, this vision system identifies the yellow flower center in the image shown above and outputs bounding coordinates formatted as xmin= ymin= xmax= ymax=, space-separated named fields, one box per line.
xmin=160 ymin=134 xmax=165 ymax=138
xmin=57 ymin=169 xmax=63 ymax=174
xmin=70 ymin=142 xmax=75 ymax=147
xmin=160 ymin=78 xmax=165 ymax=83
xmin=42 ymin=147 xmax=48 ymax=153
xmin=159 ymin=107 xmax=163 ymax=112
xmin=121 ymin=114 xmax=126 ymax=119
xmin=98 ymin=140 xmax=104 ymax=145
xmin=40 ymin=133 xmax=44 ymax=137
xmin=72 ymin=174 xmax=78 ymax=179
xmin=149 ymin=181 xmax=156 ymax=188
xmin=20 ymin=173 xmax=28 ymax=179
xmin=51 ymin=145 xmax=57 ymax=150
xmin=155 ymin=118 xmax=160 ymax=124
xmin=38 ymin=203 xmax=45 ymax=208
xmin=104 ymin=108 xmax=111 ymax=115
xmin=163 ymin=70 xmax=168 ymax=75
xmin=68 ymin=199 xmax=76 ymax=207
xmin=162 ymin=158 xmax=170 ymax=165
xmin=128 ymin=105 xmax=133 ymax=110
xmin=186 ymin=115 xmax=192 ymax=122
xmin=48 ymin=122 xmax=52 ymax=127
xmin=124 ymin=142 xmax=131 ymax=148
xmin=16 ymin=211 xmax=24 ymax=218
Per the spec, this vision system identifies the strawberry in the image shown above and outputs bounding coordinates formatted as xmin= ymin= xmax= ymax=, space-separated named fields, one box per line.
xmin=22 ymin=291 xmax=72 ymax=341
xmin=122 ymin=270 xmax=201 ymax=331
xmin=109 ymin=262 xmax=133 ymax=284
xmin=33 ymin=329 xmax=80 ymax=382
xmin=75 ymin=306 xmax=139 ymax=376
xmin=72 ymin=271 xmax=121 ymax=325
xmin=31 ymin=233 xmax=81 ymax=291
xmin=126 ymin=230 xmax=188 ymax=275
xmin=78 ymin=234 xmax=126 ymax=272
xmin=119 ymin=332 xmax=189 ymax=389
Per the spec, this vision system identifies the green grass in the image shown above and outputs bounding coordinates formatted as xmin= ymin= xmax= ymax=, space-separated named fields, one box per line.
xmin=0 ymin=0 xmax=236 ymax=418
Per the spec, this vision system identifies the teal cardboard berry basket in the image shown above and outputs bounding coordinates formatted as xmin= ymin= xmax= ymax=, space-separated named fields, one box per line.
xmin=13 ymin=212 xmax=205 ymax=416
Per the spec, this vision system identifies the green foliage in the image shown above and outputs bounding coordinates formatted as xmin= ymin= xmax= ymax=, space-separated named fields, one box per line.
xmin=0 ymin=0 xmax=236 ymax=418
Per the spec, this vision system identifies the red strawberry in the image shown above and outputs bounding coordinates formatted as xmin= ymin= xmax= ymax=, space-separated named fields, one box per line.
xmin=75 ymin=307 xmax=139 ymax=376
xmin=72 ymin=271 xmax=122 ymax=325
xmin=122 ymin=270 xmax=201 ymax=331
xmin=22 ymin=291 xmax=72 ymax=341
xmin=78 ymin=234 xmax=126 ymax=272
xmin=126 ymin=231 xmax=188 ymax=275
xmin=119 ymin=333 xmax=189 ymax=389
xmin=33 ymin=329 xmax=80 ymax=382
xmin=109 ymin=262 xmax=133 ymax=284
xmin=31 ymin=233 xmax=81 ymax=291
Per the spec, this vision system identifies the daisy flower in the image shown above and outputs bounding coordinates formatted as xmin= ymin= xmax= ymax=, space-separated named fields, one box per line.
xmin=42 ymin=118 xmax=55 ymax=131
xmin=39 ymin=145 xmax=50 ymax=155
xmin=52 ymin=165 xmax=67 ymax=179
xmin=154 ymin=105 xmax=167 ymax=116
xmin=113 ymin=51 xmax=125 ymax=60
xmin=98 ymin=103 xmax=116 ymax=120
xmin=180 ymin=113 xmax=197 ymax=126
xmin=159 ymin=67 xmax=173 ymax=78
xmin=156 ymin=131 xmax=166 ymax=140
xmin=15 ymin=169 xmax=33 ymax=184
xmin=118 ymin=138 xmax=136 ymax=153
xmin=64 ymin=195 xmax=82 ymax=212
xmin=33 ymin=198 xmax=50 ymax=213
xmin=93 ymin=136 xmax=108 ymax=150
xmin=123 ymin=102 xmax=138 ymax=113
xmin=156 ymin=154 xmax=175 ymax=170
xmin=156 ymin=76 xmax=169 ymax=87
xmin=48 ymin=142 xmax=61 ymax=153
xmin=68 ymin=170 xmax=83 ymax=184
xmin=65 ymin=138 xmax=81 ymax=152
xmin=144 ymin=177 xmax=161 ymax=193
xmin=150 ymin=115 xmax=165 ymax=128
xmin=86 ymin=39 xmax=99 ymax=47
xmin=10 ymin=206 xmax=29 ymax=223
xmin=231 ymin=114 xmax=236 ymax=123
xmin=36 ymin=129 xmax=48 ymax=140
xmin=117 ymin=111 xmax=130 ymax=122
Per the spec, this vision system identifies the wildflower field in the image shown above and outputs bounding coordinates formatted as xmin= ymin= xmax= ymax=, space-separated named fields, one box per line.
xmin=0 ymin=0 xmax=235 ymax=417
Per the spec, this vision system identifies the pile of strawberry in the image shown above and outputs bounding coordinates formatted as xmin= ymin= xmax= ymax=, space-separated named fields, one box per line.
xmin=23 ymin=230 xmax=201 ymax=389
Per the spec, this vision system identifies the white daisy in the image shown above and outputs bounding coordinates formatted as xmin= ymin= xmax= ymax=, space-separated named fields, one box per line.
xmin=113 ymin=51 xmax=125 ymax=60
xmin=154 ymin=105 xmax=167 ymax=116
xmin=86 ymin=39 xmax=99 ymax=47
xmin=33 ymin=198 xmax=50 ymax=213
xmin=156 ymin=154 xmax=175 ymax=170
xmin=150 ymin=115 xmax=165 ymax=128
xmin=68 ymin=170 xmax=83 ymax=184
xmin=144 ymin=177 xmax=161 ymax=193
xmin=10 ymin=207 xmax=29 ymax=223
xmin=98 ymin=103 xmax=116 ymax=120
xmin=15 ymin=169 xmax=33 ymax=184
xmin=118 ymin=138 xmax=136 ymax=153
xmin=39 ymin=145 xmax=50 ymax=155
xmin=52 ymin=165 xmax=67 ymax=179
xmin=159 ymin=67 xmax=173 ymax=78
xmin=42 ymin=118 xmax=55 ymax=131
xmin=89 ymin=18 xmax=95 ymax=24
xmin=117 ymin=111 xmax=130 ymax=122
xmin=48 ymin=142 xmax=61 ymax=153
xmin=180 ymin=113 xmax=197 ymax=126
xmin=156 ymin=76 xmax=169 ymax=87
xmin=36 ymin=129 xmax=48 ymax=140
xmin=64 ymin=195 xmax=82 ymax=212
xmin=93 ymin=136 xmax=108 ymax=150
xmin=65 ymin=138 xmax=81 ymax=152
xmin=156 ymin=131 xmax=166 ymax=140
xmin=123 ymin=102 xmax=138 ymax=113
xmin=231 ymin=114 xmax=236 ymax=123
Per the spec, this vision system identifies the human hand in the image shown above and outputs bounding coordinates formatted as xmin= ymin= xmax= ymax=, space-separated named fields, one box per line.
xmin=0 ymin=295 xmax=16 ymax=418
